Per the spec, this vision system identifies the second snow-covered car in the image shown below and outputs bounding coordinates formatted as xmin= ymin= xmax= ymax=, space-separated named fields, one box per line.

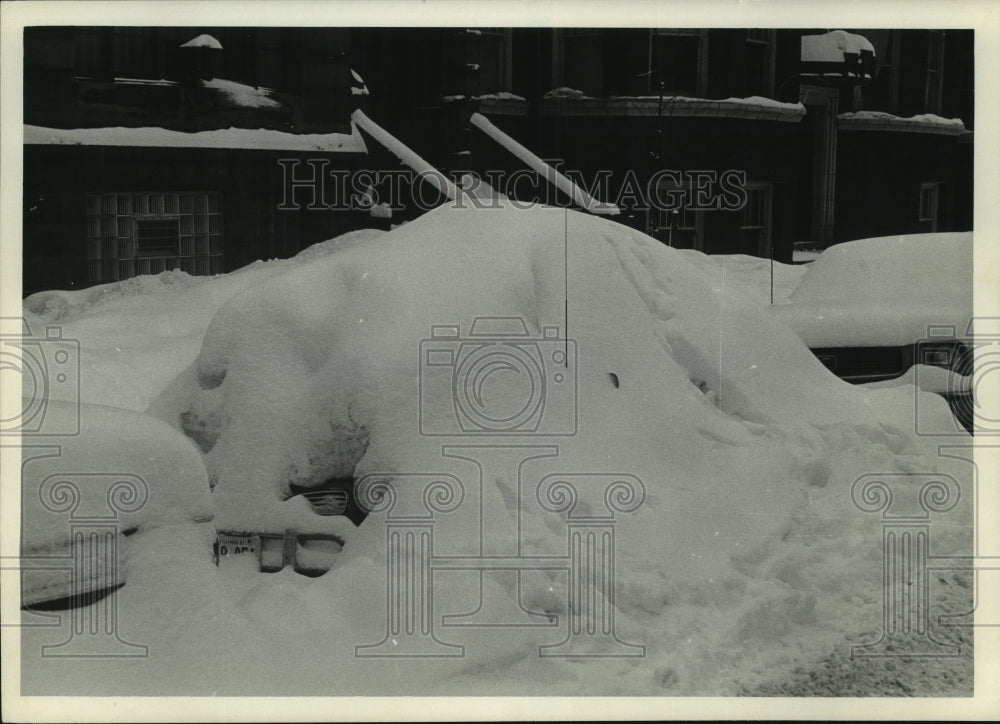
xmin=768 ymin=232 xmax=974 ymax=432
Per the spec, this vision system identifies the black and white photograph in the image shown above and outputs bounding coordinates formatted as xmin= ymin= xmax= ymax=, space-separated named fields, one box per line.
xmin=1 ymin=1 xmax=998 ymax=720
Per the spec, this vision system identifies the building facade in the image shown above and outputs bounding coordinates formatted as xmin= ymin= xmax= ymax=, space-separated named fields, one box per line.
xmin=23 ymin=27 xmax=974 ymax=294
xmin=354 ymin=27 xmax=973 ymax=262
xmin=23 ymin=27 xmax=367 ymax=295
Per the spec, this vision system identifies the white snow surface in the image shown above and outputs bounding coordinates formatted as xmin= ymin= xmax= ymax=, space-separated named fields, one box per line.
xmin=838 ymin=111 xmax=965 ymax=128
xmin=770 ymin=232 xmax=972 ymax=347
xmin=201 ymin=78 xmax=282 ymax=109
xmin=23 ymin=231 xmax=386 ymax=411
xmin=20 ymin=207 xmax=972 ymax=696
xmin=180 ymin=33 xmax=223 ymax=50
xmin=837 ymin=111 xmax=966 ymax=135
xmin=20 ymin=399 xmax=213 ymax=604
xmin=677 ymin=251 xmax=809 ymax=305
xmin=800 ymin=30 xmax=875 ymax=65
xmin=23 ymin=124 xmax=368 ymax=153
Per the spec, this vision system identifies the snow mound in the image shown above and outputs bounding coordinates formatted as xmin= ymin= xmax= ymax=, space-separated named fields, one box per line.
xmin=676 ymin=251 xmax=808 ymax=305
xmin=20 ymin=400 xmax=213 ymax=604
xmin=22 ymin=229 xmax=386 ymax=411
xmin=144 ymin=203 xmax=970 ymax=693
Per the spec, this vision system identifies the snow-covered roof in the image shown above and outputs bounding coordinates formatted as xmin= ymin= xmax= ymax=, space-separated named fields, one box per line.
xmin=539 ymin=94 xmax=806 ymax=122
xmin=201 ymin=78 xmax=282 ymax=109
xmin=800 ymin=30 xmax=875 ymax=80
xmin=837 ymin=111 xmax=966 ymax=136
xmin=23 ymin=124 xmax=368 ymax=153
xmin=180 ymin=33 xmax=223 ymax=50
xmin=801 ymin=30 xmax=874 ymax=64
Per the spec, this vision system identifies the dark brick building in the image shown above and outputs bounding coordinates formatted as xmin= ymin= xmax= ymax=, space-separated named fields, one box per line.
xmin=23 ymin=26 xmax=973 ymax=294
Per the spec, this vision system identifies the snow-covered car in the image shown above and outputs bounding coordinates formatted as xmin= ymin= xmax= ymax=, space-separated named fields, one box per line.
xmin=18 ymin=203 xmax=976 ymax=695
xmin=19 ymin=400 xmax=214 ymax=609
xmin=768 ymin=232 xmax=974 ymax=431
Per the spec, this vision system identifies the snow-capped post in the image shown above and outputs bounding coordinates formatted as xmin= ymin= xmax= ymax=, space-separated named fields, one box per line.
xmin=350 ymin=109 xmax=461 ymax=204
xmin=469 ymin=112 xmax=620 ymax=216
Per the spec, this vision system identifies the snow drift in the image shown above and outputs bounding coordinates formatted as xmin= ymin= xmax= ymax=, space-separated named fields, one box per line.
xmin=20 ymin=400 xmax=213 ymax=605
xmin=122 ymin=203 xmax=971 ymax=694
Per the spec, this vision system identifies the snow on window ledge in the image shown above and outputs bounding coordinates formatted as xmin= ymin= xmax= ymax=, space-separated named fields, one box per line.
xmin=837 ymin=111 xmax=966 ymax=136
xmin=23 ymin=124 xmax=368 ymax=153
xmin=539 ymin=94 xmax=806 ymax=122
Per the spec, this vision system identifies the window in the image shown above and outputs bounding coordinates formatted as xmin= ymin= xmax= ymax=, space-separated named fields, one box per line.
xmin=135 ymin=219 xmax=180 ymax=257
xmin=75 ymin=27 xmax=112 ymax=79
xmin=649 ymin=29 xmax=707 ymax=97
xmin=653 ymin=176 xmax=702 ymax=249
xmin=741 ymin=183 xmax=773 ymax=257
xmin=744 ymin=29 xmax=775 ymax=97
xmin=479 ymin=29 xmax=513 ymax=93
xmin=864 ymin=30 xmax=900 ymax=113
xmin=560 ymin=29 xmax=604 ymax=96
xmin=925 ymin=31 xmax=945 ymax=114
xmin=111 ymin=27 xmax=161 ymax=79
xmin=86 ymin=192 xmax=223 ymax=282
xmin=919 ymin=182 xmax=940 ymax=231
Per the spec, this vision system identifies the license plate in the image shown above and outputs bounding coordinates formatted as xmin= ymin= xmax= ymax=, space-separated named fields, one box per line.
xmin=215 ymin=534 xmax=259 ymax=564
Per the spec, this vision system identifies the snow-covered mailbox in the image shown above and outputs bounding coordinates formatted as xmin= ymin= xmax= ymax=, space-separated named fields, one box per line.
xmin=800 ymin=30 xmax=876 ymax=81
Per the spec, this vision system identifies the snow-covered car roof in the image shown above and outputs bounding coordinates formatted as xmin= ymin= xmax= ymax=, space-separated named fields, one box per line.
xmin=768 ymin=232 xmax=972 ymax=348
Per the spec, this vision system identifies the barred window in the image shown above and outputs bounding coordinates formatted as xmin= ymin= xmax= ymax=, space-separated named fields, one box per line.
xmin=86 ymin=191 xmax=223 ymax=283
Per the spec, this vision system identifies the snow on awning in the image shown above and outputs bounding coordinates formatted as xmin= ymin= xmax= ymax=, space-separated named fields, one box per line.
xmin=800 ymin=30 xmax=875 ymax=80
xmin=470 ymin=112 xmax=619 ymax=216
xmin=538 ymin=95 xmax=806 ymax=122
xmin=23 ymin=124 xmax=368 ymax=153
xmin=837 ymin=111 xmax=966 ymax=136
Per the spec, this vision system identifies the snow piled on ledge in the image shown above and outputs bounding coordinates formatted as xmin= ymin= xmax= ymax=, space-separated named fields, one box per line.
xmin=838 ymin=111 xmax=966 ymax=134
xmin=23 ymin=123 xmax=368 ymax=153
